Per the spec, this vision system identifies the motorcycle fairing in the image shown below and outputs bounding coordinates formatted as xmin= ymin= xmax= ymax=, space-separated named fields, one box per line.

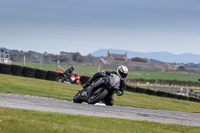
xmin=108 ymin=74 xmax=120 ymax=90
xmin=58 ymin=72 xmax=64 ymax=74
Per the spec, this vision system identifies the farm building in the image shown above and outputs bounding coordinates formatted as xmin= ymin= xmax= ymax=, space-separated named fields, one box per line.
xmin=107 ymin=51 xmax=128 ymax=61
xmin=95 ymin=51 xmax=169 ymax=72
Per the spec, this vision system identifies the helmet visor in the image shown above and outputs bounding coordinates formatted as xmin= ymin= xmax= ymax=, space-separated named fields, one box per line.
xmin=118 ymin=70 xmax=127 ymax=79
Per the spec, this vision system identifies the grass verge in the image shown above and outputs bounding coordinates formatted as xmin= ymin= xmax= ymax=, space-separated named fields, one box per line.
xmin=0 ymin=74 xmax=200 ymax=113
xmin=0 ymin=107 xmax=200 ymax=133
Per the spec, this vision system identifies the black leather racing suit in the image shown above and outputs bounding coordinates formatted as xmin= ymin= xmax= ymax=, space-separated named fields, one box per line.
xmin=83 ymin=71 xmax=126 ymax=96
xmin=64 ymin=66 xmax=74 ymax=78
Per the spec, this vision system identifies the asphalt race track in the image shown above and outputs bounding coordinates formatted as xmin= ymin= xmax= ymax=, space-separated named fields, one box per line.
xmin=0 ymin=93 xmax=200 ymax=126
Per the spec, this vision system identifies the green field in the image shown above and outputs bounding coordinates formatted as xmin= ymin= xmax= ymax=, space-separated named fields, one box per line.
xmin=0 ymin=74 xmax=200 ymax=132
xmin=127 ymin=71 xmax=200 ymax=82
xmin=12 ymin=61 xmax=200 ymax=82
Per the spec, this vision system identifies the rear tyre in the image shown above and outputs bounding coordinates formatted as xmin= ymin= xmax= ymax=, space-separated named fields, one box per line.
xmin=46 ymin=71 xmax=58 ymax=81
xmin=88 ymin=88 xmax=108 ymax=104
xmin=0 ymin=64 xmax=11 ymax=74
xmin=11 ymin=65 xmax=24 ymax=76
xmin=23 ymin=67 xmax=36 ymax=78
xmin=73 ymin=92 xmax=83 ymax=103
xmin=35 ymin=69 xmax=47 ymax=79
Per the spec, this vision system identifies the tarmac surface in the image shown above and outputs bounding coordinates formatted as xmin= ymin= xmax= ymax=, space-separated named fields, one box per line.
xmin=0 ymin=93 xmax=200 ymax=126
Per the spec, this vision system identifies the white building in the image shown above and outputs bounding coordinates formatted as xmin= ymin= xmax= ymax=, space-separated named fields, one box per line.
xmin=0 ymin=49 xmax=12 ymax=64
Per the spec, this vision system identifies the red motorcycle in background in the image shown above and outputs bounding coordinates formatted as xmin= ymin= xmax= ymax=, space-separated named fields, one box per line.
xmin=57 ymin=66 xmax=81 ymax=84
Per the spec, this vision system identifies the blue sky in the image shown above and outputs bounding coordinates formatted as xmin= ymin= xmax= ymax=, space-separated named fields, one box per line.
xmin=0 ymin=0 xmax=200 ymax=55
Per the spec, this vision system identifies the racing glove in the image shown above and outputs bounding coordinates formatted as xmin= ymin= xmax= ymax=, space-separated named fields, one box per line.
xmin=116 ymin=89 xmax=124 ymax=96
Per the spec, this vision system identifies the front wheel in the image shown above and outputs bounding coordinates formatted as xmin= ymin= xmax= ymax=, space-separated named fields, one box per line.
xmin=57 ymin=76 xmax=64 ymax=82
xmin=73 ymin=92 xmax=83 ymax=103
xmin=88 ymin=88 xmax=108 ymax=104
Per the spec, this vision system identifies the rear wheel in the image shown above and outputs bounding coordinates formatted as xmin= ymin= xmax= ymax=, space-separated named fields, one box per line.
xmin=73 ymin=92 xmax=83 ymax=103
xmin=88 ymin=88 xmax=108 ymax=104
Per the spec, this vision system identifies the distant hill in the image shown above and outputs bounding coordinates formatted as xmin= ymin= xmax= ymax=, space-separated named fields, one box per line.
xmin=91 ymin=49 xmax=200 ymax=64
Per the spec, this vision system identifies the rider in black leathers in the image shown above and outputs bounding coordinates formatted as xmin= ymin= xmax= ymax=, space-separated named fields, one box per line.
xmin=82 ymin=65 xmax=128 ymax=106
xmin=64 ymin=66 xmax=74 ymax=79
xmin=83 ymin=71 xmax=126 ymax=96
xmin=81 ymin=65 xmax=128 ymax=105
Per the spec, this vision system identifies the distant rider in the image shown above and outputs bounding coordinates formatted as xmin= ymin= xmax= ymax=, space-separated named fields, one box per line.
xmin=64 ymin=66 xmax=74 ymax=79
xmin=82 ymin=65 xmax=128 ymax=105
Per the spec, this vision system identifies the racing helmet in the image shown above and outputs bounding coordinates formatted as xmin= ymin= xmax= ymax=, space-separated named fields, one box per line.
xmin=117 ymin=65 xmax=128 ymax=79
xmin=71 ymin=66 xmax=74 ymax=70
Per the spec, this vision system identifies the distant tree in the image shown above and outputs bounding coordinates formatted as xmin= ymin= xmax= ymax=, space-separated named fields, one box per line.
xmin=24 ymin=53 xmax=32 ymax=59
xmin=43 ymin=54 xmax=50 ymax=63
xmin=51 ymin=55 xmax=59 ymax=62
xmin=12 ymin=53 xmax=24 ymax=61
xmin=72 ymin=52 xmax=84 ymax=64
xmin=131 ymin=57 xmax=147 ymax=63
xmin=10 ymin=54 xmax=19 ymax=61
xmin=149 ymin=59 xmax=163 ymax=64
xmin=77 ymin=56 xmax=85 ymax=63
xmin=58 ymin=55 xmax=70 ymax=63
xmin=179 ymin=65 xmax=185 ymax=71
xmin=86 ymin=54 xmax=95 ymax=63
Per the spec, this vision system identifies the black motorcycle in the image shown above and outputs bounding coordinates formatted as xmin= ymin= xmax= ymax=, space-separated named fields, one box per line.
xmin=73 ymin=73 xmax=121 ymax=106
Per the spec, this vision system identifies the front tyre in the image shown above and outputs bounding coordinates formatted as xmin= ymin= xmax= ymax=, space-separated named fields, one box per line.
xmin=57 ymin=76 xmax=64 ymax=82
xmin=88 ymin=88 xmax=108 ymax=104
xmin=73 ymin=92 xmax=83 ymax=103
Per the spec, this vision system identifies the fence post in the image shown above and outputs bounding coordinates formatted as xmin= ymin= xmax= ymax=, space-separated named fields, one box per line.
xmin=56 ymin=60 xmax=60 ymax=71
xmin=23 ymin=55 xmax=26 ymax=66
xmin=40 ymin=56 xmax=43 ymax=69
xmin=98 ymin=65 xmax=100 ymax=72
xmin=186 ymin=86 xmax=190 ymax=96
xmin=2 ymin=50 xmax=5 ymax=64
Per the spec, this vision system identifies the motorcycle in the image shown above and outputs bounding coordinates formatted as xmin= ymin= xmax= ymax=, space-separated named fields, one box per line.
xmin=57 ymin=71 xmax=81 ymax=84
xmin=73 ymin=73 xmax=121 ymax=106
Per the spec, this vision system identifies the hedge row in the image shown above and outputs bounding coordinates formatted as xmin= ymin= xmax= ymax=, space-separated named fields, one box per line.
xmin=0 ymin=63 xmax=58 ymax=81
xmin=128 ymin=78 xmax=200 ymax=87
xmin=81 ymin=76 xmax=200 ymax=103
